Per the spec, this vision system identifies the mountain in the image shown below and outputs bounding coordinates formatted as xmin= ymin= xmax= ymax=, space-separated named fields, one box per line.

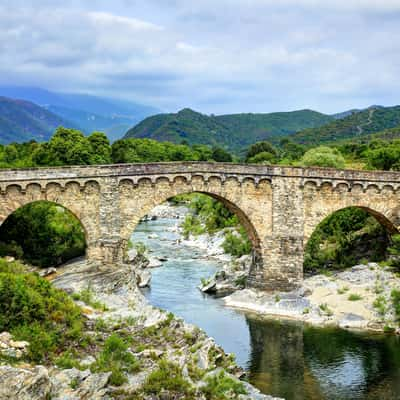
xmin=0 ymin=97 xmax=71 ymax=144
xmin=0 ymin=86 xmax=159 ymax=141
xmin=124 ymin=108 xmax=334 ymax=151
xmin=291 ymin=105 xmax=400 ymax=146
xmin=331 ymin=105 xmax=384 ymax=120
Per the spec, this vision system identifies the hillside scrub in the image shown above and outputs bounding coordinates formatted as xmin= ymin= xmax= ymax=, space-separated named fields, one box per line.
xmin=0 ymin=258 xmax=85 ymax=362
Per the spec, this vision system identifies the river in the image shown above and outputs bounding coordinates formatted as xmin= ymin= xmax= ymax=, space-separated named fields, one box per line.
xmin=132 ymin=213 xmax=400 ymax=400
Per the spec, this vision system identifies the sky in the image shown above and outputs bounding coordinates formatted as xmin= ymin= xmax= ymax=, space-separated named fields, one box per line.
xmin=1 ymin=0 xmax=400 ymax=114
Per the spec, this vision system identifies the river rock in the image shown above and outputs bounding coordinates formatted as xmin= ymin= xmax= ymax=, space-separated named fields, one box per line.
xmin=200 ymin=279 xmax=217 ymax=293
xmin=137 ymin=270 xmax=152 ymax=287
xmin=338 ymin=313 xmax=367 ymax=329
xmin=50 ymin=368 xmax=111 ymax=400
xmin=0 ymin=365 xmax=51 ymax=400
xmin=148 ymin=257 xmax=163 ymax=268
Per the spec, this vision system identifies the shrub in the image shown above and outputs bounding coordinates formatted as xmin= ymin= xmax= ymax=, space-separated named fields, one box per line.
xmin=300 ymin=146 xmax=345 ymax=169
xmin=348 ymin=293 xmax=363 ymax=301
xmin=222 ymin=228 xmax=251 ymax=257
xmin=0 ymin=258 xmax=84 ymax=362
xmin=90 ymin=334 xmax=140 ymax=386
xmin=201 ymin=370 xmax=246 ymax=399
xmin=142 ymin=359 xmax=193 ymax=396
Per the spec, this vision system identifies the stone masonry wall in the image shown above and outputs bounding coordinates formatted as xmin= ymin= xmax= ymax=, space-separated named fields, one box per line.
xmin=0 ymin=162 xmax=400 ymax=291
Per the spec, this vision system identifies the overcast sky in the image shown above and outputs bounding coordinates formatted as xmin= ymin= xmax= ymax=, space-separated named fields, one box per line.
xmin=1 ymin=0 xmax=399 ymax=114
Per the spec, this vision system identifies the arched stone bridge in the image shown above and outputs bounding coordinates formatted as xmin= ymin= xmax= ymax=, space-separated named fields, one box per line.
xmin=1 ymin=162 xmax=400 ymax=292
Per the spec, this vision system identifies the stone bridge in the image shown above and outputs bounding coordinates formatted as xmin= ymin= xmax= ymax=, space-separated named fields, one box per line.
xmin=1 ymin=162 xmax=400 ymax=291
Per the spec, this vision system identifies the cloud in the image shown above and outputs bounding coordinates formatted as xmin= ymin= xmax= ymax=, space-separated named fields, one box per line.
xmin=0 ymin=1 xmax=399 ymax=114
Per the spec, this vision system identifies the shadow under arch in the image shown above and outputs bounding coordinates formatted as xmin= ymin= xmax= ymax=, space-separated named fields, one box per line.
xmin=304 ymin=205 xmax=398 ymax=271
xmin=0 ymin=200 xmax=88 ymax=266
xmin=125 ymin=190 xmax=263 ymax=270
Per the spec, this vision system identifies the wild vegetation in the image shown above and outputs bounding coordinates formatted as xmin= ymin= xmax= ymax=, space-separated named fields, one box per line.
xmin=0 ymin=259 xmax=86 ymax=362
xmin=0 ymin=201 xmax=86 ymax=268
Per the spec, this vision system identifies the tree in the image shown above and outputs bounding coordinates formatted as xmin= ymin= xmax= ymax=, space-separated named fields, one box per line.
xmin=245 ymin=141 xmax=277 ymax=162
xmin=211 ymin=147 xmax=232 ymax=162
xmin=300 ymin=146 xmax=345 ymax=169
xmin=88 ymin=132 xmax=112 ymax=164
xmin=247 ymin=151 xmax=276 ymax=164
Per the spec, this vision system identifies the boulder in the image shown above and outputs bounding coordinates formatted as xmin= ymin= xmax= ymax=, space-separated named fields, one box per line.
xmin=50 ymin=368 xmax=111 ymax=400
xmin=137 ymin=270 xmax=152 ymax=288
xmin=0 ymin=365 xmax=51 ymax=400
xmin=200 ymin=279 xmax=217 ymax=293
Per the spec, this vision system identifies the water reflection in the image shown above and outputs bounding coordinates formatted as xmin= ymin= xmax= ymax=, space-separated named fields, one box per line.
xmin=247 ymin=316 xmax=400 ymax=400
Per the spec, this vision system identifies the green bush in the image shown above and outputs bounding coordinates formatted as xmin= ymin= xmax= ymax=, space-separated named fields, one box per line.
xmin=300 ymin=146 xmax=345 ymax=169
xmin=201 ymin=370 xmax=246 ymax=400
xmin=222 ymin=228 xmax=251 ymax=257
xmin=142 ymin=359 xmax=193 ymax=396
xmin=91 ymin=334 xmax=140 ymax=386
xmin=0 ymin=259 xmax=84 ymax=362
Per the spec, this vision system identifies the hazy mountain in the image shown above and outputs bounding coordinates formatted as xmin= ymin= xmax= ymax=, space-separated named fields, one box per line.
xmin=0 ymin=97 xmax=71 ymax=144
xmin=124 ymin=108 xmax=334 ymax=152
xmin=0 ymin=86 xmax=159 ymax=141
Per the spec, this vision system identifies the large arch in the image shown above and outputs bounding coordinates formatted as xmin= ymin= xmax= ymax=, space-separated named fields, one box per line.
xmin=118 ymin=175 xmax=272 ymax=283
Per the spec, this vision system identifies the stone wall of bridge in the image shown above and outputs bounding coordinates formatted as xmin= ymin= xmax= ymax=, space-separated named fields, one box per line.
xmin=0 ymin=162 xmax=400 ymax=291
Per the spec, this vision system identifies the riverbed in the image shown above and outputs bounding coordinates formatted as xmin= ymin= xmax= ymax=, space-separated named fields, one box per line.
xmin=132 ymin=215 xmax=400 ymax=400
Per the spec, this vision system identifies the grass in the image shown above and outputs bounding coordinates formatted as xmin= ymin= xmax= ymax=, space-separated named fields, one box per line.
xmin=337 ymin=286 xmax=349 ymax=295
xmin=348 ymin=293 xmax=363 ymax=301
xmin=71 ymin=287 xmax=108 ymax=311
xmin=373 ymin=296 xmax=387 ymax=318
xmin=201 ymin=370 xmax=247 ymax=400
xmin=142 ymin=359 xmax=194 ymax=396
xmin=319 ymin=303 xmax=333 ymax=316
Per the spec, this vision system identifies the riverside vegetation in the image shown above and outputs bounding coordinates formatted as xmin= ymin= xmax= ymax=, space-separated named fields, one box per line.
xmin=1 ymin=121 xmax=400 ymax=397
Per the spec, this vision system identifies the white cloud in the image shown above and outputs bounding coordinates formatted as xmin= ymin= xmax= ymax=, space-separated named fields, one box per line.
xmin=0 ymin=1 xmax=399 ymax=113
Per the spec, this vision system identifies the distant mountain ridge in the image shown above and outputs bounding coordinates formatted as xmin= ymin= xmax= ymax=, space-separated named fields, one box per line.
xmin=0 ymin=97 xmax=71 ymax=144
xmin=124 ymin=108 xmax=334 ymax=151
xmin=0 ymin=86 xmax=159 ymax=141
xmin=291 ymin=105 xmax=400 ymax=146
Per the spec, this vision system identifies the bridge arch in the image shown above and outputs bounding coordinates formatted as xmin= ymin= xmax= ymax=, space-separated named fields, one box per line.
xmin=118 ymin=176 xmax=271 ymax=282
xmin=0 ymin=199 xmax=88 ymax=266
xmin=304 ymin=205 xmax=398 ymax=272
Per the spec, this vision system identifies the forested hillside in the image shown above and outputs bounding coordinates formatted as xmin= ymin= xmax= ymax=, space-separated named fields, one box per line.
xmin=124 ymin=108 xmax=333 ymax=152
xmin=291 ymin=105 xmax=400 ymax=145
xmin=0 ymin=97 xmax=70 ymax=144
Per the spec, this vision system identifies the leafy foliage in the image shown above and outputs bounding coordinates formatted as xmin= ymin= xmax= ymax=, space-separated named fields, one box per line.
xmin=90 ymin=334 xmax=140 ymax=386
xmin=201 ymin=370 xmax=246 ymax=400
xmin=0 ymin=201 xmax=86 ymax=268
xmin=304 ymin=207 xmax=389 ymax=271
xmin=0 ymin=259 xmax=84 ymax=362
xmin=300 ymin=146 xmax=346 ymax=169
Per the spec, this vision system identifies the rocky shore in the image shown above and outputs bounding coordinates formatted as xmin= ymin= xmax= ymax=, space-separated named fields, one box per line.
xmin=0 ymin=259 xmax=280 ymax=400
xmin=151 ymin=203 xmax=400 ymax=334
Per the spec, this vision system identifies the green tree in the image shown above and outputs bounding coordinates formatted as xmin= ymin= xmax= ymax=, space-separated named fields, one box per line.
xmin=245 ymin=141 xmax=277 ymax=162
xmin=300 ymin=146 xmax=345 ymax=168
xmin=88 ymin=132 xmax=112 ymax=164
xmin=211 ymin=147 xmax=233 ymax=162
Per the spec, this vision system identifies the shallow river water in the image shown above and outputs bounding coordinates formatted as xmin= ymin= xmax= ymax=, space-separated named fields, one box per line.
xmin=132 ymin=216 xmax=400 ymax=400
